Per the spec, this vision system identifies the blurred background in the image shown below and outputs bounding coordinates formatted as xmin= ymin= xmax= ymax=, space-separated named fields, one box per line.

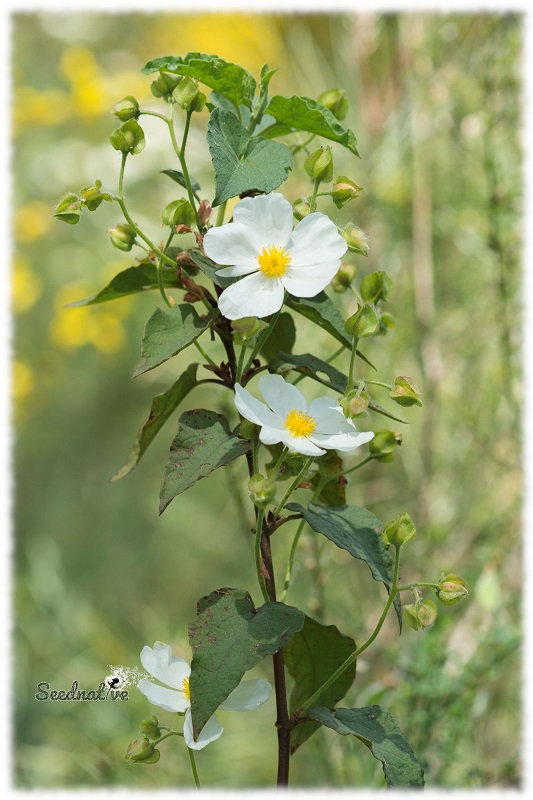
xmin=12 ymin=11 xmax=521 ymax=789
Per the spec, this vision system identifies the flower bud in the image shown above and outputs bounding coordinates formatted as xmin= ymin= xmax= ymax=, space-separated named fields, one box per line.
xmin=112 ymin=95 xmax=140 ymax=121
xmin=80 ymin=180 xmax=111 ymax=211
xmin=126 ymin=739 xmax=160 ymax=763
xmin=304 ymin=146 xmax=333 ymax=183
xmin=231 ymin=316 xmax=268 ymax=343
xmin=174 ymin=77 xmax=203 ymax=112
xmin=150 ymin=71 xmax=182 ymax=99
xmin=248 ymin=474 xmax=277 ymax=509
xmin=139 ymin=715 xmax=161 ymax=738
xmin=369 ymin=430 xmax=399 ymax=462
xmin=360 ymin=271 xmax=393 ymax=304
xmin=107 ymin=223 xmax=136 ymax=251
xmin=344 ymin=304 xmax=380 ymax=339
xmin=317 ymin=88 xmax=348 ymax=121
xmin=403 ymin=600 xmax=437 ymax=630
xmin=197 ymin=199 xmax=212 ymax=227
xmin=331 ymin=262 xmax=356 ymax=293
xmin=382 ymin=511 xmax=416 ymax=547
xmin=110 ymin=119 xmax=145 ymax=155
xmin=340 ymin=388 xmax=369 ymax=419
xmin=292 ymin=197 xmax=310 ymax=221
xmin=53 ymin=192 xmax=83 ymax=225
xmin=403 ymin=604 xmax=421 ymax=631
xmin=162 ymin=199 xmax=196 ymax=229
xmin=390 ymin=376 xmax=422 ymax=408
xmin=331 ymin=176 xmax=362 ymax=208
xmin=342 ymin=223 xmax=369 ymax=256
xmin=379 ymin=312 xmax=396 ymax=334
xmin=240 ymin=420 xmax=260 ymax=441
xmin=437 ymin=573 xmax=468 ymax=606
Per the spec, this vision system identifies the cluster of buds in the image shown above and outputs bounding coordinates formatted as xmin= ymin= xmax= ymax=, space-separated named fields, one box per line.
xmin=126 ymin=715 xmax=162 ymax=764
xmin=54 ymin=181 xmax=112 ymax=225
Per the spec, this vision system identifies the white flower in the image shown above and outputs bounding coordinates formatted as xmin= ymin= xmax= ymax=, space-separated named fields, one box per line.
xmin=235 ymin=373 xmax=374 ymax=457
xmin=203 ymin=192 xmax=347 ymax=320
xmin=137 ymin=642 xmax=271 ymax=750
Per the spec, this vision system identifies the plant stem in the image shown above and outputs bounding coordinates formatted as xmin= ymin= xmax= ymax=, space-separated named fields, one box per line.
xmin=309 ymin=178 xmax=321 ymax=213
xmin=280 ymin=475 xmax=326 ymax=603
xmin=396 ymin=581 xmax=440 ymax=592
xmin=193 ymin=339 xmax=217 ymax=367
xmin=254 ymin=507 xmax=270 ymax=604
xmin=215 ymin=200 xmax=227 ymax=227
xmin=242 ymin=306 xmax=283 ymax=380
xmin=236 ymin=344 xmax=248 ymax=383
xmin=167 ymin=106 xmax=202 ymax=230
xmin=187 ymin=747 xmax=201 ymax=790
xmin=365 ymin=379 xmax=393 ymax=390
xmin=272 ymin=445 xmax=288 ymax=478
xmin=347 ymin=336 xmax=359 ymax=392
xmin=157 ymin=231 xmax=174 ymax=307
xmin=293 ymin=546 xmax=401 ymax=719
xmin=273 ymin=456 xmax=314 ymax=517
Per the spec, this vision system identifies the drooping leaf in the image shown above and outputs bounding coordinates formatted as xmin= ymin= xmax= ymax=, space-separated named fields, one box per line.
xmin=206 ymin=108 xmax=293 ymax=206
xmin=285 ymin=616 xmax=356 ymax=753
xmin=142 ymin=53 xmax=256 ymax=110
xmin=161 ymin=169 xmax=201 ymax=195
xmin=188 ymin=250 xmax=234 ymax=288
xmin=111 ymin=363 xmax=198 ymax=481
xmin=260 ymin=312 xmax=296 ymax=362
xmin=133 ymin=305 xmax=218 ymax=377
xmin=159 ymin=410 xmax=251 ymax=513
xmin=307 ymin=706 xmax=424 ymax=787
xmin=286 ymin=502 xmax=401 ymax=630
xmin=262 ymin=95 xmax=359 ymax=156
xmin=67 ymin=262 xmax=181 ymax=307
xmin=188 ymin=588 xmax=304 ymax=740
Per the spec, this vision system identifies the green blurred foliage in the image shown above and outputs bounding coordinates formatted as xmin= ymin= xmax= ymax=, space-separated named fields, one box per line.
xmin=12 ymin=12 xmax=521 ymax=789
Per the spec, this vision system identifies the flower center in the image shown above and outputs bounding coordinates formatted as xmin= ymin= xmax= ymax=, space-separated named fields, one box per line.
xmin=182 ymin=676 xmax=190 ymax=701
xmin=285 ymin=409 xmax=317 ymax=438
xmin=257 ymin=245 xmax=291 ymax=278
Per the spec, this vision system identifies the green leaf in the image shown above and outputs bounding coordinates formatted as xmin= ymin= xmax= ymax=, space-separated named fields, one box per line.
xmin=111 ymin=363 xmax=198 ymax=481
xmin=133 ymin=305 xmax=218 ymax=377
xmin=159 ymin=410 xmax=251 ymax=513
xmin=307 ymin=706 xmax=424 ymax=787
xmin=67 ymin=262 xmax=181 ymax=307
xmin=260 ymin=313 xmax=296 ymax=362
xmin=188 ymin=588 xmax=304 ymax=740
xmin=207 ymin=108 xmax=293 ymax=206
xmin=285 ymin=616 xmax=356 ymax=753
xmin=143 ymin=53 xmax=256 ymax=110
xmin=161 ymin=169 xmax=201 ymax=195
xmin=262 ymin=95 xmax=359 ymax=156
xmin=188 ymin=250 xmax=233 ymax=288
xmin=286 ymin=502 xmax=401 ymax=630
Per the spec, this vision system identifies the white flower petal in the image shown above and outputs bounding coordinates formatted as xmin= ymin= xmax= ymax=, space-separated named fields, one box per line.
xmin=258 ymin=425 xmax=285 ymax=446
xmin=288 ymin=212 xmax=347 ymax=266
xmin=276 ymin=429 xmax=326 ymax=457
xmin=232 ymin=193 xmax=294 ymax=250
xmin=235 ymin=383 xmax=282 ymax=429
xmin=310 ymin=430 xmax=375 ymax=452
xmin=308 ymin=397 xmax=357 ymax=434
xmin=258 ymin=373 xmax=308 ymax=416
xmin=282 ymin=260 xmax=341 ymax=298
xmin=203 ymin=223 xmax=260 ymax=267
xmin=218 ymin=272 xmax=285 ymax=320
xmin=183 ymin=709 xmax=224 ymax=750
xmin=137 ymin=678 xmax=189 ymax=713
xmin=140 ymin=642 xmax=190 ymax=689
xmin=215 ymin=263 xmax=259 ymax=278
xmin=218 ymin=679 xmax=272 ymax=711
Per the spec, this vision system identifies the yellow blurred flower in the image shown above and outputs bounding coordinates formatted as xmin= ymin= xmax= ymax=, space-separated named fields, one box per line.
xmin=14 ymin=202 xmax=54 ymax=243
xmin=13 ymin=86 xmax=70 ymax=132
xmin=12 ymin=360 xmax=35 ymax=401
xmin=12 ymin=257 xmax=43 ymax=313
xmin=50 ymin=282 xmax=125 ymax=354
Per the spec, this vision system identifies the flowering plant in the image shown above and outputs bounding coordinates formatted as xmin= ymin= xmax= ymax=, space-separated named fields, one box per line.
xmin=54 ymin=52 xmax=467 ymax=788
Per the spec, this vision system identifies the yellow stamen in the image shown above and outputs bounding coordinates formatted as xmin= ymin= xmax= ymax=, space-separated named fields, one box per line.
xmin=257 ymin=245 xmax=291 ymax=278
xmin=182 ymin=676 xmax=190 ymax=701
xmin=285 ymin=408 xmax=317 ymax=438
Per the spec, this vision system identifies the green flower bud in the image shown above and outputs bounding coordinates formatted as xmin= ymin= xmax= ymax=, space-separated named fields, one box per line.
xmin=240 ymin=420 xmax=260 ymax=441
xmin=292 ymin=197 xmax=311 ymax=221
xmin=404 ymin=600 xmax=438 ymax=630
xmin=382 ymin=511 xmax=416 ymax=547
xmin=53 ymin=192 xmax=83 ymax=225
xmin=162 ymin=199 xmax=196 ymax=229
xmin=340 ymin=388 xmax=369 ymax=419
xmin=80 ymin=180 xmax=112 ymax=211
xmin=403 ymin=604 xmax=421 ymax=631
xmin=437 ymin=573 xmax=468 ymax=606
xmin=304 ymin=147 xmax=334 ymax=182
xmin=110 ymin=119 xmax=145 ymax=155
xmin=248 ymin=473 xmax=277 ymax=509
xmin=369 ymin=430 xmax=401 ymax=462
xmin=150 ymin=71 xmax=182 ymax=99
xmin=112 ymin=96 xmax=140 ymax=121
xmin=344 ymin=304 xmax=380 ymax=339
xmin=139 ymin=715 xmax=161 ymax=739
xmin=317 ymin=88 xmax=348 ymax=121
xmin=390 ymin=376 xmax=422 ymax=408
xmin=360 ymin=271 xmax=393 ymax=304
xmin=342 ymin=223 xmax=369 ymax=256
xmin=231 ymin=316 xmax=268 ymax=343
xmin=126 ymin=739 xmax=160 ymax=763
xmin=379 ymin=312 xmax=396 ymax=334
xmin=331 ymin=262 xmax=356 ymax=293
xmin=107 ymin=223 xmax=137 ymax=251
xmin=174 ymin=77 xmax=203 ymax=112
xmin=331 ymin=176 xmax=362 ymax=208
